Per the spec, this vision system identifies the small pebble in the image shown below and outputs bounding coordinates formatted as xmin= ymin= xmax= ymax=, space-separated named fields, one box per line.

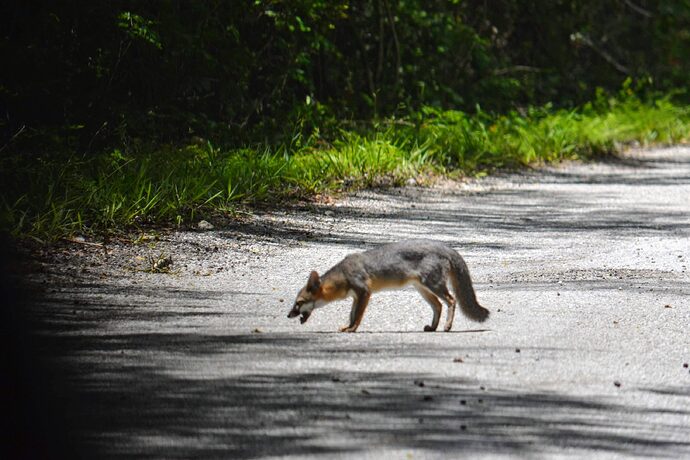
xmin=197 ymin=220 xmax=214 ymax=230
xmin=614 ymin=381 xmax=622 ymax=387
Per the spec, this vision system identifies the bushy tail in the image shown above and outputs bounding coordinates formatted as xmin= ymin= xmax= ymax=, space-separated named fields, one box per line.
xmin=450 ymin=253 xmax=489 ymax=322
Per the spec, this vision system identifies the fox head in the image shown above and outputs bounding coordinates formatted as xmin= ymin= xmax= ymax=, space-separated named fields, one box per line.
xmin=288 ymin=271 xmax=326 ymax=324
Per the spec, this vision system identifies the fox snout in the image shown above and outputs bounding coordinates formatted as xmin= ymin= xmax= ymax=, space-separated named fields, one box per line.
xmin=288 ymin=302 xmax=312 ymax=324
xmin=287 ymin=305 xmax=300 ymax=318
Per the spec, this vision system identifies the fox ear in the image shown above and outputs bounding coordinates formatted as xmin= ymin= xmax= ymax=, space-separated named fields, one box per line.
xmin=307 ymin=271 xmax=321 ymax=292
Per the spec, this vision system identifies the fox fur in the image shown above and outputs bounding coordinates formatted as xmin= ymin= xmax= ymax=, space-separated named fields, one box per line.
xmin=288 ymin=239 xmax=489 ymax=332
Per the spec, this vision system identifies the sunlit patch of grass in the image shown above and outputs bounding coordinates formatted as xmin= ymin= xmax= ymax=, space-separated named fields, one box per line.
xmin=2 ymin=95 xmax=689 ymax=240
xmin=291 ymin=130 xmax=431 ymax=189
xmin=416 ymin=97 xmax=690 ymax=173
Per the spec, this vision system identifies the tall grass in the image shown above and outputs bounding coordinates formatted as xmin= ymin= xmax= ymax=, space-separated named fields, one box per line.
xmin=2 ymin=96 xmax=689 ymax=239
xmin=417 ymin=97 xmax=690 ymax=170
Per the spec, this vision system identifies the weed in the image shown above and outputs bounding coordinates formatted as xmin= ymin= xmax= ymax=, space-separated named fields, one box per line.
xmin=146 ymin=253 xmax=173 ymax=273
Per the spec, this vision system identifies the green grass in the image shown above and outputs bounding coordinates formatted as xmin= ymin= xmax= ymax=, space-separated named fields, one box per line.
xmin=2 ymin=96 xmax=689 ymax=240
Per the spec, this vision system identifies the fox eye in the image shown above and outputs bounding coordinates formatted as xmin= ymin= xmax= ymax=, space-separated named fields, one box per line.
xmin=295 ymin=300 xmax=304 ymax=307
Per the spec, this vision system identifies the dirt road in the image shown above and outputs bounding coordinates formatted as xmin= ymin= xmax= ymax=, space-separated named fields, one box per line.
xmin=27 ymin=147 xmax=690 ymax=458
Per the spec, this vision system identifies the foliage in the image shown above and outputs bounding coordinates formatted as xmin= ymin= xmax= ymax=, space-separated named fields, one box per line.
xmin=3 ymin=1 xmax=690 ymax=239
xmin=2 ymin=1 xmax=690 ymax=148
xmin=2 ymin=95 xmax=688 ymax=240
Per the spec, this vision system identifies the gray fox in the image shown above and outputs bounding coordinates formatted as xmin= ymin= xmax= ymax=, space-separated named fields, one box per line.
xmin=287 ymin=239 xmax=489 ymax=332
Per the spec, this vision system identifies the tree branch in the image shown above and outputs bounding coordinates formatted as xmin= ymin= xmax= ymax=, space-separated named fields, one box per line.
xmin=382 ymin=0 xmax=401 ymax=89
xmin=493 ymin=65 xmax=541 ymax=76
xmin=571 ymin=32 xmax=630 ymax=75
xmin=623 ymin=0 xmax=653 ymax=18
xmin=0 ymin=125 xmax=26 ymax=153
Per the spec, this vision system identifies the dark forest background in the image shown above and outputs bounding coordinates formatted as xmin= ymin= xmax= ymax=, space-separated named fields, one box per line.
xmin=3 ymin=0 xmax=689 ymax=150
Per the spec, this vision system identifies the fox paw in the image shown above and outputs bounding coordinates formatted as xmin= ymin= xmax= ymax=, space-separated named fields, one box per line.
xmin=339 ymin=325 xmax=357 ymax=333
xmin=423 ymin=325 xmax=437 ymax=332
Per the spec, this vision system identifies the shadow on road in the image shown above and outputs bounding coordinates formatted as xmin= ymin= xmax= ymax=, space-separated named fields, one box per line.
xmin=37 ymin=331 xmax=690 ymax=459
xmin=216 ymin=155 xmax=690 ymax=250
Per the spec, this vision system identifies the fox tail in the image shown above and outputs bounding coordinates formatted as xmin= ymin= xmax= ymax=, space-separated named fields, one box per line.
xmin=450 ymin=253 xmax=490 ymax=322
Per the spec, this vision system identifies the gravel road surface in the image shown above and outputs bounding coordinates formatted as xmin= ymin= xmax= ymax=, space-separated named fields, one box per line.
xmin=25 ymin=147 xmax=690 ymax=459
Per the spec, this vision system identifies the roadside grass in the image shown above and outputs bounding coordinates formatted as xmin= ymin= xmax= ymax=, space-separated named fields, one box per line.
xmin=2 ymin=96 xmax=689 ymax=240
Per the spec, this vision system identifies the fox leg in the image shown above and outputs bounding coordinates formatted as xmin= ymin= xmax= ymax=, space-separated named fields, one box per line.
xmin=415 ymin=285 xmax=442 ymax=332
xmin=427 ymin=283 xmax=456 ymax=332
xmin=339 ymin=297 xmax=360 ymax=332
xmin=346 ymin=298 xmax=358 ymax=328
xmin=339 ymin=291 xmax=371 ymax=332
